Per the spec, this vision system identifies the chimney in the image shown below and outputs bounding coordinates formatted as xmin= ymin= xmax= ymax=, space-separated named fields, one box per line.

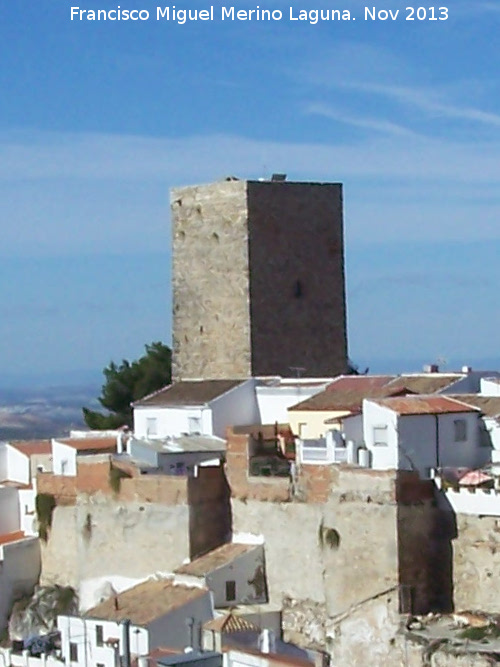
xmin=461 ymin=365 xmax=472 ymax=374
xmin=423 ymin=364 xmax=439 ymax=374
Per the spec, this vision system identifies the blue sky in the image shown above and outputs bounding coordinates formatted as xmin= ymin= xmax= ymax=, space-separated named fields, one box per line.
xmin=1 ymin=0 xmax=500 ymax=384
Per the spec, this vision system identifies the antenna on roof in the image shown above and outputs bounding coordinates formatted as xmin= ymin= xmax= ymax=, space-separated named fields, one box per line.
xmin=289 ymin=367 xmax=306 ymax=379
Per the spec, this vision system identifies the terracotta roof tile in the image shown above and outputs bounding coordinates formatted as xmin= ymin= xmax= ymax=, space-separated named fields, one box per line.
xmin=204 ymin=612 xmax=259 ymax=633
xmin=10 ymin=440 xmax=52 ymax=456
xmin=289 ymin=373 xmax=464 ymax=412
xmin=0 ymin=531 xmax=25 ymax=546
xmin=386 ymin=374 xmax=463 ymax=394
xmin=86 ymin=579 xmax=209 ymax=626
xmin=289 ymin=376 xmax=398 ymax=412
xmin=134 ymin=380 xmax=245 ymax=407
xmin=369 ymin=396 xmax=479 ymax=416
xmin=447 ymin=395 xmax=500 ymax=418
xmin=175 ymin=543 xmax=258 ymax=577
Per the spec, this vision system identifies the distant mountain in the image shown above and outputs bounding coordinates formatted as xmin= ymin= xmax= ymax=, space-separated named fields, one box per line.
xmin=0 ymin=384 xmax=101 ymax=441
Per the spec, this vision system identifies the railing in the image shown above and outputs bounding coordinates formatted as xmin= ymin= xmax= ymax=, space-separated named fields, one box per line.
xmin=301 ymin=447 xmax=329 ymax=462
xmin=333 ymin=448 xmax=348 ymax=463
xmin=299 ymin=437 xmax=350 ymax=465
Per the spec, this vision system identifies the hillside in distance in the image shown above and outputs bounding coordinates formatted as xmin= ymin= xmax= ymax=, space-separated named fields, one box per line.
xmin=0 ymin=384 xmax=100 ymax=441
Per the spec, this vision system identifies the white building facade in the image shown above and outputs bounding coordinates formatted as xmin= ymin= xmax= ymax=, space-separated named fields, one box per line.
xmin=362 ymin=397 xmax=487 ymax=477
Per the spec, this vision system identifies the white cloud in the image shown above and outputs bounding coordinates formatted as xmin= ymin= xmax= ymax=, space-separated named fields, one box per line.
xmin=305 ymin=103 xmax=415 ymax=136
xmin=341 ymin=81 xmax=500 ymax=128
xmin=2 ymin=128 xmax=500 ymax=256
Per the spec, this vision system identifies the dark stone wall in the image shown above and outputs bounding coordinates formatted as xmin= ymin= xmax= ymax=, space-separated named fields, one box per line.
xmin=247 ymin=180 xmax=348 ymax=377
xmin=170 ymin=178 xmax=348 ymax=380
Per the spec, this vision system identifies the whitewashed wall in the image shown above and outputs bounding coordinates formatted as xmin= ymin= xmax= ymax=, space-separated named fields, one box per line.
xmin=133 ymin=406 xmax=211 ymax=439
xmin=437 ymin=485 xmax=500 ymax=517
xmin=0 ymin=445 xmax=30 ymax=485
xmin=0 ymin=537 xmax=41 ymax=632
xmin=205 ymin=546 xmax=266 ymax=608
xmin=58 ymin=615 xmax=149 ymax=667
xmin=52 ymin=440 xmax=77 ymax=476
xmin=147 ymin=591 xmax=214 ymax=650
xmin=481 ymin=377 xmax=500 ymax=396
xmin=342 ymin=413 xmax=364 ymax=446
xmin=431 ymin=412 xmax=485 ymax=470
xmin=0 ymin=444 xmax=7 ymax=482
xmin=256 ymin=382 xmax=328 ymax=424
xmin=362 ymin=401 xmax=399 ymax=471
xmin=0 ymin=486 xmax=22 ymax=534
xmin=364 ymin=401 xmax=485 ymax=477
xmin=18 ymin=486 xmax=37 ymax=536
xmin=210 ymin=381 xmax=259 ymax=438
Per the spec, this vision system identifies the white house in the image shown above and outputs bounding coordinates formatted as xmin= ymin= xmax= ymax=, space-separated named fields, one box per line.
xmin=0 ymin=441 xmax=49 ymax=487
xmin=128 ymin=435 xmax=227 ymax=476
xmin=362 ymin=396 xmax=487 ymax=477
xmin=133 ymin=380 xmax=260 ymax=440
xmin=444 ymin=394 xmax=500 ymax=463
xmin=255 ymin=378 xmax=332 ymax=426
xmin=0 ymin=440 xmax=53 ymax=542
xmin=52 ymin=437 xmax=118 ymax=476
xmin=58 ymin=577 xmax=214 ymax=666
xmin=480 ymin=377 xmax=500 ymax=396
xmin=175 ymin=542 xmax=267 ymax=609
xmin=0 ymin=533 xmax=41 ymax=634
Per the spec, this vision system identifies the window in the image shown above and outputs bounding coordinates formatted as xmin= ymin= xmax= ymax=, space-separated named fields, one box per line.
xmin=454 ymin=419 xmax=467 ymax=442
xmin=226 ymin=580 xmax=236 ymax=601
xmin=373 ymin=426 xmax=388 ymax=446
xmin=95 ymin=624 xmax=104 ymax=647
xmin=69 ymin=642 xmax=78 ymax=662
xmin=188 ymin=416 xmax=201 ymax=434
xmin=146 ymin=418 xmax=157 ymax=437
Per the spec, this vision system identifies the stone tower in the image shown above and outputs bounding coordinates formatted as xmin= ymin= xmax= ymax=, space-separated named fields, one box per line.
xmin=171 ymin=177 xmax=348 ymax=380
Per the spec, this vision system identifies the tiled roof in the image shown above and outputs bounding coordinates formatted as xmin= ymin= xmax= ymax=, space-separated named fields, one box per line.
xmin=204 ymin=612 xmax=259 ymax=633
xmin=288 ymin=373 xmax=464 ymax=412
xmin=0 ymin=480 xmax=32 ymax=490
xmin=386 ymin=374 xmax=463 ymax=394
xmin=175 ymin=543 xmax=258 ymax=577
xmin=369 ymin=396 xmax=479 ymax=416
xmin=56 ymin=437 xmax=117 ymax=452
xmin=447 ymin=395 xmax=500 ymax=418
xmin=0 ymin=531 xmax=25 ymax=546
xmin=133 ymin=380 xmax=245 ymax=407
xmin=10 ymin=440 xmax=52 ymax=456
xmin=289 ymin=375 xmax=397 ymax=412
xmin=86 ymin=579 xmax=208 ymax=626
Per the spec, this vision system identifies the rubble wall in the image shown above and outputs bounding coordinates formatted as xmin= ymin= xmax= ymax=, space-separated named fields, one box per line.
xmin=452 ymin=513 xmax=500 ymax=613
xmin=40 ymin=497 xmax=190 ymax=589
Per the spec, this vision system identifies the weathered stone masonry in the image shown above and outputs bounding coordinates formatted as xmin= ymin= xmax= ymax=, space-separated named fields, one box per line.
xmin=171 ymin=179 xmax=348 ymax=380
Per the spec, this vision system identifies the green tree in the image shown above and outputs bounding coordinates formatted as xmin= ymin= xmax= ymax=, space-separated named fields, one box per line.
xmin=82 ymin=341 xmax=172 ymax=429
